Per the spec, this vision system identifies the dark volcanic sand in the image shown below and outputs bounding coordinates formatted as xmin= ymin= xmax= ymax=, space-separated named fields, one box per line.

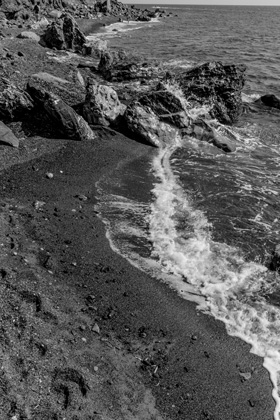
xmin=0 ymin=130 xmax=275 ymax=419
xmin=0 ymin=15 xmax=276 ymax=420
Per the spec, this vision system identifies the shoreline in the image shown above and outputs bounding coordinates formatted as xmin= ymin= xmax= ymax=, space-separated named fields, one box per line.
xmin=0 ymin=128 xmax=275 ymax=419
xmin=0 ymin=10 xmax=277 ymax=420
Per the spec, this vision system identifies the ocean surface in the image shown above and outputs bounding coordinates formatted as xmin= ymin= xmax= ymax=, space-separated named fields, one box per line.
xmin=89 ymin=5 xmax=280 ymax=419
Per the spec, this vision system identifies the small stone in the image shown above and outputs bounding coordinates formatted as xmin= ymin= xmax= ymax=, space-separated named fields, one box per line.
xmin=92 ymin=323 xmax=100 ymax=334
xmin=46 ymin=172 xmax=53 ymax=179
xmin=80 ymin=325 xmax=86 ymax=331
xmin=81 ymin=337 xmax=87 ymax=343
xmin=240 ymin=372 xmax=251 ymax=381
xmin=93 ymin=366 xmax=98 ymax=372
xmin=248 ymin=399 xmax=255 ymax=407
xmin=76 ymin=194 xmax=88 ymax=201
xmin=191 ymin=334 xmax=197 ymax=341
xmin=34 ymin=200 xmax=46 ymax=210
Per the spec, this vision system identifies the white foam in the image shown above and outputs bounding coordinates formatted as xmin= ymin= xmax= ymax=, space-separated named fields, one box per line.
xmin=148 ymin=138 xmax=280 ymax=420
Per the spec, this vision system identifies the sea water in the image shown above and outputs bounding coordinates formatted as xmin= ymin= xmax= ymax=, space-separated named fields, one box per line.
xmin=91 ymin=5 xmax=280 ymax=419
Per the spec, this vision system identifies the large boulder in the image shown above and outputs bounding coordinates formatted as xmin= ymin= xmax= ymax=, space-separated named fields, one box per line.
xmin=82 ymin=79 xmax=126 ymax=127
xmin=0 ymin=121 xmax=19 ymax=148
xmin=98 ymin=50 xmax=160 ymax=82
xmin=177 ymin=61 xmax=246 ymax=124
xmin=42 ymin=13 xmax=86 ymax=53
xmin=138 ymin=84 xmax=191 ymax=129
xmin=124 ymin=103 xmax=179 ymax=147
xmin=30 ymin=72 xmax=85 ymax=107
xmin=27 ymin=80 xmax=95 ymax=141
xmin=0 ymin=78 xmax=34 ymax=121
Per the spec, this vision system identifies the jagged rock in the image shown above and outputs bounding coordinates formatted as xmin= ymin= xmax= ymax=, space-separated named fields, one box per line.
xmin=0 ymin=121 xmax=19 ymax=148
xmin=138 ymin=84 xmax=191 ymax=129
xmin=42 ymin=13 xmax=86 ymax=52
xmin=98 ymin=50 xmax=159 ymax=82
xmin=0 ymin=78 xmax=34 ymax=121
xmin=27 ymin=80 xmax=95 ymax=141
xmin=183 ymin=119 xmax=236 ymax=153
xmin=17 ymin=31 xmax=40 ymax=42
xmin=177 ymin=61 xmax=246 ymax=124
xmin=255 ymin=94 xmax=280 ymax=110
xmin=268 ymin=244 xmax=280 ymax=272
xmin=124 ymin=102 xmax=179 ymax=147
xmin=82 ymin=79 xmax=126 ymax=127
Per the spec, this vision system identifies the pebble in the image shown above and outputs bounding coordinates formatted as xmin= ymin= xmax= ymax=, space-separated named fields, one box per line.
xmin=94 ymin=366 xmax=98 ymax=372
xmin=46 ymin=172 xmax=54 ymax=179
xmin=92 ymin=323 xmax=100 ymax=334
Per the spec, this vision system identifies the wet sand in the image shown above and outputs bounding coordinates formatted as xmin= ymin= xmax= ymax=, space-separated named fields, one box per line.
xmin=0 ymin=128 xmax=275 ymax=419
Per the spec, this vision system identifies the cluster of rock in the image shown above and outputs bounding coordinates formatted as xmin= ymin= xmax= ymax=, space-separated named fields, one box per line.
xmin=95 ymin=0 xmax=166 ymax=22
xmin=0 ymin=9 xmax=249 ymax=152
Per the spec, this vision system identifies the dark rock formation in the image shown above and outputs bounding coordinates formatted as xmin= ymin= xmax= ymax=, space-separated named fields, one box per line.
xmin=177 ymin=61 xmax=246 ymax=124
xmin=27 ymin=80 xmax=95 ymax=141
xmin=0 ymin=78 xmax=34 ymax=121
xmin=42 ymin=13 xmax=86 ymax=52
xmin=255 ymin=94 xmax=280 ymax=110
xmin=98 ymin=50 xmax=160 ymax=82
xmin=124 ymin=102 xmax=178 ymax=147
xmin=138 ymin=84 xmax=191 ymax=129
xmin=82 ymin=79 xmax=126 ymax=127
xmin=0 ymin=121 xmax=19 ymax=147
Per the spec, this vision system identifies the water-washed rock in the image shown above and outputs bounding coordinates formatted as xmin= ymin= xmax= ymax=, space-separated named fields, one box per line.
xmin=0 ymin=121 xmax=19 ymax=147
xmin=82 ymin=79 xmax=126 ymax=127
xmin=42 ymin=13 xmax=86 ymax=52
xmin=177 ymin=61 xmax=246 ymax=124
xmin=124 ymin=102 xmax=179 ymax=147
xmin=27 ymin=80 xmax=95 ymax=141
xmin=138 ymin=84 xmax=191 ymax=129
xmin=184 ymin=119 xmax=236 ymax=153
xmin=17 ymin=31 xmax=40 ymax=42
xmin=98 ymin=49 xmax=160 ymax=82
xmin=255 ymin=94 xmax=280 ymax=110
xmin=268 ymin=244 xmax=280 ymax=272
xmin=0 ymin=78 xmax=34 ymax=121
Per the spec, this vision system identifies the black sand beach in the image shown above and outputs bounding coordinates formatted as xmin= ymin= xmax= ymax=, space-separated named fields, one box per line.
xmin=0 ymin=7 xmax=276 ymax=420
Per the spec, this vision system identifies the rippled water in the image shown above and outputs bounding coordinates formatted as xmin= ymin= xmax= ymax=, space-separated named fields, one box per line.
xmin=92 ymin=5 xmax=280 ymax=419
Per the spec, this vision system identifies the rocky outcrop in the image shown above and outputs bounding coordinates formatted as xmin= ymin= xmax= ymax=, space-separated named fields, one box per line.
xmin=124 ymin=103 xmax=179 ymax=147
xmin=177 ymin=61 xmax=246 ymax=124
xmin=0 ymin=78 xmax=34 ymax=121
xmin=138 ymin=84 xmax=191 ymax=129
xmin=98 ymin=50 xmax=160 ymax=82
xmin=42 ymin=13 xmax=86 ymax=53
xmin=255 ymin=94 xmax=280 ymax=110
xmin=82 ymin=79 xmax=126 ymax=127
xmin=0 ymin=121 xmax=19 ymax=147
xmin=27 ymin=80 xmax=95 ymax=141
